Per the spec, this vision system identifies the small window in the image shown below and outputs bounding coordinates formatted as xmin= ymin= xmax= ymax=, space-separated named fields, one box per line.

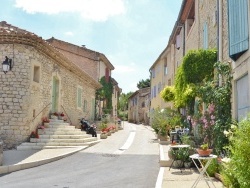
xmin=142 ymin=102 xmax=145 ymax=108
xmin=164 ymin=61 xmax=168 ymax=75
xmin=151 ymin=68 xmax=155 ymax=78
xmin=168 ymin=79 xmax=171 ymax=86
xmin=33 ymin=65 xmax=40 ymax=83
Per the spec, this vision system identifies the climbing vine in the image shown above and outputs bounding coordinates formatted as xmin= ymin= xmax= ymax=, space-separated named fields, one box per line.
xmin=198 ymin=61 xmax=232 ymax=153
xmin=173 ymin=49 xmax=217 ymax=112
xmin=96 ymin=76 xmax=113 ymax=114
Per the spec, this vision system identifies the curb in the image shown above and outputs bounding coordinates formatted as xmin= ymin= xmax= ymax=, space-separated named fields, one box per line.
xmin=159 ymin=144 xmax=172 ymax=167
xmin=0 ymin=146 xmax=87 ymax=175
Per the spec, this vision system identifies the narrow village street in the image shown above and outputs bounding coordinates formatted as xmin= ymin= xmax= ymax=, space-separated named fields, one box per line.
xmin=0 ymin=122 xmax=159 ymax=188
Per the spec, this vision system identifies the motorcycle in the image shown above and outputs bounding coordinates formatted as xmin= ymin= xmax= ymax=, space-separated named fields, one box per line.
xmin=80 ymin=118 xmax=97 ymax=137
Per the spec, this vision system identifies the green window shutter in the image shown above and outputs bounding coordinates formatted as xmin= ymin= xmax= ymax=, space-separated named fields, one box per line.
xmin=77 ymin=88 xmax=82 ymax=108
xmin=203 ymin=22 xmax=208 ymax=49
xmin=228 ymin=0 xmax=249 ymax=61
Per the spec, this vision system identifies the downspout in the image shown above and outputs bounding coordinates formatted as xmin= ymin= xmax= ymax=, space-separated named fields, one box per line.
xmin=218 ymin=0 xmax=223 ymax=86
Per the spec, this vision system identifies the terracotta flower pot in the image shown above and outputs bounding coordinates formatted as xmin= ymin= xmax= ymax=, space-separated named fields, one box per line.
xmin=196 ymin=149 xmax=213 ymax=157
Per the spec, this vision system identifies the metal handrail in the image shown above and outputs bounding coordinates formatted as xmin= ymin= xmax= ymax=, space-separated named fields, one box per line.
xmin=32 ymin=102 xmax=51 ymax=122
xmin=61 ymin=105 xmax=73 ymax=125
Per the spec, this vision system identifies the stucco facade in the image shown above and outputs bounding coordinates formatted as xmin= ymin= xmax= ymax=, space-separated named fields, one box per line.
xmin=0 ymin=21 xmax=101 ymax=149
xmin=128 ymin=87 xmax=150 ymax=124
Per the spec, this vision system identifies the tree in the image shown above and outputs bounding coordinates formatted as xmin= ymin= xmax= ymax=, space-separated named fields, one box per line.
xmin=118 ymin=92 xmax=133 ymax=121
xmin=118 ymin=92 xmax=133 ymax=111
xmin=137 ymin=78 xmax=150 ymax=89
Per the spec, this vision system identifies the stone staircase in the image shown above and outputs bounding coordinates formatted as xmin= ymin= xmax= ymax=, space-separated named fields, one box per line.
xmin=17 ymin=119 xmax=100 ymax=150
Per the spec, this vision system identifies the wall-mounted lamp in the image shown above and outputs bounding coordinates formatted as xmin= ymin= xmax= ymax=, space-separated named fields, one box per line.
xmin=2 ymin=56 xmax=13 ymax=74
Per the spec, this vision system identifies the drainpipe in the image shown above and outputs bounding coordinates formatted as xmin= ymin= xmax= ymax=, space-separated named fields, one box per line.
xmin=217 ymin=0 xmax=223 ymax=86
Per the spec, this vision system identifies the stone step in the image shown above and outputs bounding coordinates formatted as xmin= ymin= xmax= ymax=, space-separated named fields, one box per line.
xmin=30 ymin=137 xmax=96 ymax=143
xmin=45 ymin=124 xmax=75 ymax=128
xmin=39 ymin=134 xmax=91 ymax=139
xmin=38 ymin=129 xmax=83 ymax=135
xmin=17 ymin=140 xmax=100 ymax=150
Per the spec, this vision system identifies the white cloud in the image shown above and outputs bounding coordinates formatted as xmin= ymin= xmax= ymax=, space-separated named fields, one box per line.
xmin=64 ymin=31 xmax=74 ymax=36
xmin=15 ymin=0 xmax=126 ymax=21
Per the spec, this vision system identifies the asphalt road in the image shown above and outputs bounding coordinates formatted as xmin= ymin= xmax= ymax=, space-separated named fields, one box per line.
xmin=0 ymin=122 xmax=159 ymax=188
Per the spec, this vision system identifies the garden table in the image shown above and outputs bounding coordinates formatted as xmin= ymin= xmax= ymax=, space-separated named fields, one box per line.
xmin=189 ymin=154 xmax=217 ymax=188
xmin=169 ymin=144 xmax=190 ymax=172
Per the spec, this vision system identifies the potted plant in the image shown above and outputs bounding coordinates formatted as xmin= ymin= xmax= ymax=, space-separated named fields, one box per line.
xmin=59 ymin=112 xmax=65 ymax=120
xmin=42 ymin=116 xmax=50 ymax=127
xmin=100 ymin=129 xmax=108 ymax=139
xmin=51 ymin=112 xmax=58 ymax=120
xmin=197 ymin=143 xmax=213 ymax=157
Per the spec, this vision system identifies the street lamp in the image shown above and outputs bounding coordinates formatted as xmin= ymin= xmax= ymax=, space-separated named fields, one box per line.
xmin=2 ymin=56 xmax=13 ymax=74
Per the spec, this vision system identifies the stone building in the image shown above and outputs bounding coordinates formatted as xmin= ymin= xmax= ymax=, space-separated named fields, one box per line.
xmin=46 ymin=38 xmax=121 ymax=119
xmin=128 ymin=87 xmax=150 ymax=124
xmin=151 ymin=0 xmax=250 ymax=121
xmin=0 ymin=21 xmax=102 ymax=149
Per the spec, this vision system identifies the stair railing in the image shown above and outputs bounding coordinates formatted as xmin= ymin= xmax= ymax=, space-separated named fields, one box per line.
xmin=32 ymin=102 xmax=52 ymax=122
xmin=61 ymin=105 xmax=73 ymax=125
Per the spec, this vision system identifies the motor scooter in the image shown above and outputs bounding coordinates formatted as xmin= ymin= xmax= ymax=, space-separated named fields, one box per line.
xmin=80 ymin=118 xmax=97 ymax=137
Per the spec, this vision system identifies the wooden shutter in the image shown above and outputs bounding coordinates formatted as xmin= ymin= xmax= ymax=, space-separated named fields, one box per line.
xmin=228 ymin=0 xmax=249 ymax=60
xmin=203 ymin=22 xmax=208 ymax=49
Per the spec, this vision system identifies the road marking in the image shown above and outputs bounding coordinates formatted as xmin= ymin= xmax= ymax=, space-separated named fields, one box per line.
xmin=119 ymin=131 xmax=136 ymax=150
xmin=155 ymin=167 xmax=164 ymax=188
xmin=113 ymin=125 xmax=136 ymax=154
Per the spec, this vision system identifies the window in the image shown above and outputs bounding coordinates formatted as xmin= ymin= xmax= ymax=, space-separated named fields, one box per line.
xmin=142 ymin=101 xmax=145 ymax=108
xmin=176 ymin=34 xmax=181 ymax=49
xmin=203 ymin=22 xmax=208 ymax=49
xmin=228 ymin=0 xmax=249 ymax=61
xmin=236 ymin=74 xmax=250 ymax=120
xmin=186 ymin=1 xmax=195 ymax=36
xmin=154 ymin=86 xmax=156 ymax=98
xmin=158 ymin=82 xmax=161 ymax=93
xmin=164 ymin=59 xmax=168 ymax=75
xmin=83 ymin=99 xmax=87 ymax=112
xmin=151 ymin=68 xmax=155 ymax=78
xmin=168 ymin=79 xmax=171 ymax=86
xmin=33 ymin=65 xmax=40 ymax=83
xmin=77 ymin=87 xmax=82 ymax=108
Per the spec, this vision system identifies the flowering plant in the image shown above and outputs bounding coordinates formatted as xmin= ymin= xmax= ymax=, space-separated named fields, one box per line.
xmin=30 ymin=131 xmax=39 ymax=138
xmin=37 ymin=124 xmax=45 ymax=129
xmin=42 ymin=116 xmax=50 ymax=123
xmin=200 ymin=103 xmax=216 ymax=148
xmin=53 ymin=112 xmax=59 ymax=116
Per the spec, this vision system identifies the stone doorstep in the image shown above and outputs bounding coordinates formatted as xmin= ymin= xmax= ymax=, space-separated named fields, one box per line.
xmin=38 ymin=130 xmax=83 ymax=135
xmin=39 ymin=134 xmax=91 ymax=139
xmin=30 ymin=137 xmax=96 ymax=143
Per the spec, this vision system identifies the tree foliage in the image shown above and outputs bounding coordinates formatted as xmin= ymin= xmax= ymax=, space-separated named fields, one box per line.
xmin=137 ymin=78 xmax=150 ymax=89
xmin=118 ymin=92 xmax=133 ymax=111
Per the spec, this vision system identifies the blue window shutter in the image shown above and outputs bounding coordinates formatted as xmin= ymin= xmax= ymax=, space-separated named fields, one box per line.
xmin=203 ymin=22 xmax=208 ymax=49
xmin=228 ymin=0 xmax=249 ymax=61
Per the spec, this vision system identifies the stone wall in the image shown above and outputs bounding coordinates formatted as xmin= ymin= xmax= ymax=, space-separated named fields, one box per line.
xmin=0 ymin=43 xmax=96 ymax=149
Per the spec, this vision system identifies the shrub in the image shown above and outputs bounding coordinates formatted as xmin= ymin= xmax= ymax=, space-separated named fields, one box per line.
xmin=220 ymin=116 xmax=250 ymax=188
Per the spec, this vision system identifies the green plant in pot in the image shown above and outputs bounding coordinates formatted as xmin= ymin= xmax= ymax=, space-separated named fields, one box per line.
xmin=197 ymin=143 xmax=212 ymax=157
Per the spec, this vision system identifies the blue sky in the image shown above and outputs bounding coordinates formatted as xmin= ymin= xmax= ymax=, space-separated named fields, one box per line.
xmin=1 ymin=0 xmax=182 ymax=93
